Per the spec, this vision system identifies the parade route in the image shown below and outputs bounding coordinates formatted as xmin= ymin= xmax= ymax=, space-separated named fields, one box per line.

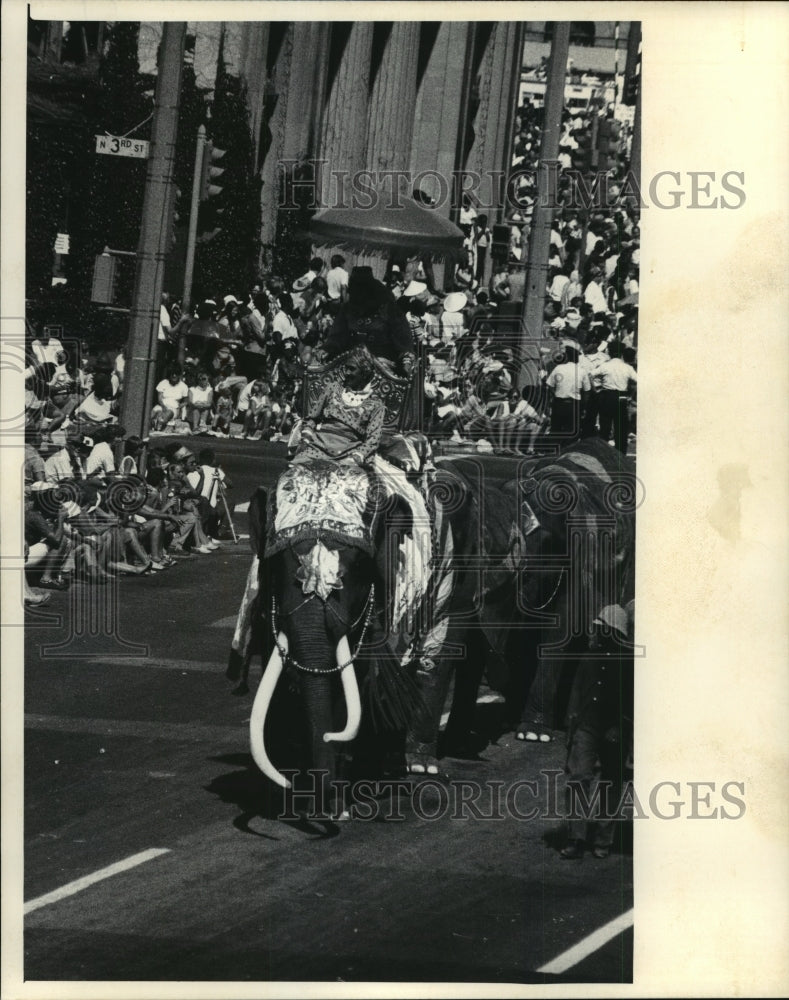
xmin=21 ymin=442 xmax=633 ymax=982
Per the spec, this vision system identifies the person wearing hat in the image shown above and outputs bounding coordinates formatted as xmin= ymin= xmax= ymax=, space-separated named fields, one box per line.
xmin=324 ymin=266 xmax=415 ymax=376
xmin=439 ymin=291 xmax=468 ymax=343
xmin=291 ymin=257 xmax=325 ymax=312
xmin=151 ymin=367 xmax=189 ymax=432
xmin=561 ymin=603 xmax=634 ymax=860
xmin=44 ymin=425 xmax=94 ymax=483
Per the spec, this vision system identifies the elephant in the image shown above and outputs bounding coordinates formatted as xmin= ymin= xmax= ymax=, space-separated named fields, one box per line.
xmin=404 ymin=437 xmax=638 ymax=774
xmin=228 ymin=438 xmax=470 ymax=818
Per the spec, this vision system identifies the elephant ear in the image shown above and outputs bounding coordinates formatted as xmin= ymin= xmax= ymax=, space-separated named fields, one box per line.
xmin=357 ymin=624 xmax=426 ymax=733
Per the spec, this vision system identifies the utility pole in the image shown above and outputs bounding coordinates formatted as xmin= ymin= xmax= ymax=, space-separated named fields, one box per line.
xmin=520 ymin=21 xmax=570 ymax=385
xmin=179 ymin=124 xmax=206 ymax=365
xmin=120 ymin=22 xmax=185 ymax=446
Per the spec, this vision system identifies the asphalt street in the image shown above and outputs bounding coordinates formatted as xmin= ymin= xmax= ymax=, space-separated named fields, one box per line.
xmin=22 ymin=436 xmax=633 ymax=984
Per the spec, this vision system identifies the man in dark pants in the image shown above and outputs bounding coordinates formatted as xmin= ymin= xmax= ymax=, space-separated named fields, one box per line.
xmin=561 ymin=602 xmax=634 ymax=860
xmin=594 ymin=340 xmax=637 ymax=454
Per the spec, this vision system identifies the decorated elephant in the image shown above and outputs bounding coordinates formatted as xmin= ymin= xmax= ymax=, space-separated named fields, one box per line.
xmin=228 ymin=429 xmax=471 ymax=818
xmin=404 ymin=437 xmax=638 ymax=774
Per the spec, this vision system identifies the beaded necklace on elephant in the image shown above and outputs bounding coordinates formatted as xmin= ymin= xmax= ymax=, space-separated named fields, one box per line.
xmin=269 ymin=584 xmax=376 ymax=674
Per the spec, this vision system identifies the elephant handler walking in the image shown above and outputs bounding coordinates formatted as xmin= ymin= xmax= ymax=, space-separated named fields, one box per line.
xmin=561 ymin=603 xmax=634 ymax=860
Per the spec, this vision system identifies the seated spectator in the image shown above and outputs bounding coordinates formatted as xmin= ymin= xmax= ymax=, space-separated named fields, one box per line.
xmin=85 ymin=424 xmax=125 ymax=479
xmin=242 ymin=380 xmax=272 ymax=439
xmin=151 ymin=366 xmax=189 ymax=431
xmin=74 ymin=372 xmax=118 ymax=425
xmin=118 ymin=435 xmax=145 ymax=476
xmin=186 ymin=448 xmax=231 ymax=542
xmin=187 ymin=370 xmax=214 ymax=432
xmin=24 ymin=483 xmax=73 ymax=589
xmin=45 ymin=426 xmax=94 ymax=483
xmin=24 ymin=425 xmax=47 ymax=486
xmin=211 ymin=386 xmax=233 ymax=436
xmin=213 ymin=358 xmax=248 ymax=411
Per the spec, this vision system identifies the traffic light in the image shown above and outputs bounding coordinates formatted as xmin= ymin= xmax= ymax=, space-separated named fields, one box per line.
xmin=199 ymin=140 xmax=225 ymax=201
xmin=596 ymin=119 xmax=622 ymax=172
xmin=198 ymin=140 xmax=226 ymax=244
xmin=91 ymin=252 xmax=117 ymax=304
xmin=571 ymin=129 xmax=593 ymax=173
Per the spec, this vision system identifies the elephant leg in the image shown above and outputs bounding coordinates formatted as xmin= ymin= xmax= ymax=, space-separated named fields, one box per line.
xmin=405 ymin=652 xmax=455 ymax=775
xmin=443 ymin=628 xmax=488 ymax=755
xmin=518 ymin=654 xmax=561 ymax=742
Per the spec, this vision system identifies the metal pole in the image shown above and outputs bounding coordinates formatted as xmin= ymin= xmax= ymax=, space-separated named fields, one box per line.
xmin=519 ymin=21 xmax=570 ymax=385
xmin=178 ymin=125 xmax=206 ymax=366
xmin=120 ymin=22 xmax=186 ymax=441
xmin=182 ymin=125 xmax=205 ymax=315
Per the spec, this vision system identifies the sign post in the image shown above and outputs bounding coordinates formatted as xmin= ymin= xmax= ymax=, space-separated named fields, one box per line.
xmin=119 ymin=22 xmax=185 ymax=447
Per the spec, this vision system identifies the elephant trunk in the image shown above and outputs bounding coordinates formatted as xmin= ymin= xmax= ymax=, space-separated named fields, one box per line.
xmin=323 ymin=635 xmax=361 ymax=744
xmin=249 ymin=632 xmax=291 ymax=789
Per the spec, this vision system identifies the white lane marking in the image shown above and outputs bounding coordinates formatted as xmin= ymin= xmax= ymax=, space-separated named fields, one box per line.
xmin=24 ymin=714 xmax=243 ymax=745
xmin=207 ymin=615 xmax=240 ymax=629
xmin=536 ymin=908 xmax=634 ymax=974
xmin=24 ymin=848 xmax=170 ymax=915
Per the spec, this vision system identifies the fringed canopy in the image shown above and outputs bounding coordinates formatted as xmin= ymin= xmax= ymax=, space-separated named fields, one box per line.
xmin=305 ymin=198 xmax=466 ymax=259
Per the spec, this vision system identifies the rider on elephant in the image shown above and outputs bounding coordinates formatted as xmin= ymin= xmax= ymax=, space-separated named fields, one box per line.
xmin=293 ymin=350 xmax=385 ymax=468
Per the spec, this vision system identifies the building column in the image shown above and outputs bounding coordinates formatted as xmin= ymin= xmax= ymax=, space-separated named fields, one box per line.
xmin=462 ymin=21 xmax=524 ymax=223
xmin=410 ymin=22 xmax=472 ymax=289
xmin=365 ymin=22 xmax=421 ymax=177
xmin=318 ymin=23 xmax=374 ymax=210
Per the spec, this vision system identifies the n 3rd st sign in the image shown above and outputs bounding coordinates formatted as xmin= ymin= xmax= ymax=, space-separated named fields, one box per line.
xmin=95 ymin=134 xmax=150 ymax=159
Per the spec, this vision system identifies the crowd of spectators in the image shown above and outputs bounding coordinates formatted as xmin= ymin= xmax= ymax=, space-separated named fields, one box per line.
xmin=22 ymin=80 xmax=639 ymax=605
xmin=23 ymin=322 xmax=235 ymax=606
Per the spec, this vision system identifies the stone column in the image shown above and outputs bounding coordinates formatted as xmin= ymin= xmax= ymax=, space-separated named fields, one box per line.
xmin=318 ymin=22 xmax=375 ymax=210
xmin=365 ymin=22 xmax=421 ymax=178
xmin=238 ymin=22 xmax=271 ymax=172
xmin=463 ymin=21 xmax=524 ymax=219
xmin=410 ymin=22 xmax=472 ymax=288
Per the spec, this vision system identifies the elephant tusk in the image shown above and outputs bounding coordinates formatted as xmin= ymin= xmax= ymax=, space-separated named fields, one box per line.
xmin=249 ymin=632 xmax=291 ymax=789
xmin=323 ymin=636 xmax=361 ymax=743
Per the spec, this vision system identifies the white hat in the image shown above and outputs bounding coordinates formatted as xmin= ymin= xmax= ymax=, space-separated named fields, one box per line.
xmin=291 ymin=274 xmax=312 ymax=292
xmin=404 ymin=280 xmax=427 ymax=297
xmin=223 ymin=294 xmax=239 ymax=307
xmin=443 ymin=291 xmax=468 ymax=313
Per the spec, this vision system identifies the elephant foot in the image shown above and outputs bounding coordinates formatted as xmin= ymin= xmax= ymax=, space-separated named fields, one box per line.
xmin=516 ymin=727 xmax=552 ymax=743
xmin=405 ymin=742 xmax=441 ymax=776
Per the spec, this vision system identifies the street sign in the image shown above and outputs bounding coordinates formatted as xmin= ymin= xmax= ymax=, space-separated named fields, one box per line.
xmin=95 ymin=134 xmax=150 ymax=159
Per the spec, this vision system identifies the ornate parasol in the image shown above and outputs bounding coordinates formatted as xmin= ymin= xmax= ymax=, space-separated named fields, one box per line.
xmin=305 ymin=197 xmax=465 ymax=258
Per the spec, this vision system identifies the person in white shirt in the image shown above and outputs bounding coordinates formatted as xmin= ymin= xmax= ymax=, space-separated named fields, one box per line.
xmin=325 ymin=254 xmax=350 ymax=306
xmin=85 ymin=426 xmax=121 ymax=479
xmin=546 ymin=346 xmax=591 ymax=443
xmin=151 ymin=367 xmax=189 ymax=431
xmin=187 ymin=371 xmax=214 ymax=432
xmin=583 ymin=268 xmax=609 ymax=315
xmin=593 ymin=340 xmax=637 ymax=454
xmin=45 ymin=428 xmax=93 ymax=483
xmin=271 ymin=293 xmax=299 ymax=346
xmin=30 ymin=329 xmax=63 ymax=366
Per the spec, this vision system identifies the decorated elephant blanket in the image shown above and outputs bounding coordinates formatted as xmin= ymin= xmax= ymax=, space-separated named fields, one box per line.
xmin=265 ymin=460 xmax=374 ymax=557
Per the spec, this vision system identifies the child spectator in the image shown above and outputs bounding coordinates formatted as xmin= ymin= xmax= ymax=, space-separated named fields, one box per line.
xmin=212 ymin=386 xmax=233 ymax=436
